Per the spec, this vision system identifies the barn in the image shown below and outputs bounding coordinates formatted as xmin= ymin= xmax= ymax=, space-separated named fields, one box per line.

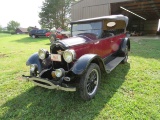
xmin=16 ymin=28 xmax=28 ymax=34
xmin=71 ymin=0 xmax=160 ymax=35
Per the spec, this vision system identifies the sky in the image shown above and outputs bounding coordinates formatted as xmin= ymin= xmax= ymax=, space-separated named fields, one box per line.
xmin=0 ymin=0 xmax=44 ymax=28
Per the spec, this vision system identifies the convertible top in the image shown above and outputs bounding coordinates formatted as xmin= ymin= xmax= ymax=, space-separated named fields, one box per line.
xmin=71 ymin=14 xmax=128 ymax=26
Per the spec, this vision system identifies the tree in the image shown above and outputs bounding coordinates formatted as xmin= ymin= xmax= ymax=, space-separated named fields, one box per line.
xmin=39 ymin=0 xmax=76 ymax=30
xmin=27 ymin=26 xmax=33 ymax=32
xmin=7 ymin=20 xmax=20 ymax=33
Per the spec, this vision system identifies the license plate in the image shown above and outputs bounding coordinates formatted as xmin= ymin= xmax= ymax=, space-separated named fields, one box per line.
xmin=51 ymin=54 xmax=61 ymax=62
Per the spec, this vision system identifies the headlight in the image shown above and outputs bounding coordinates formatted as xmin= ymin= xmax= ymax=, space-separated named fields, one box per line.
xmin=55 ymin=68 xmax=65 ymax=77
xmin=30 ymin=64 xmax=38 ymax=73
xmin=38 ymin=49 xmax=49 ymax=60
xmin=63 ymin=49 xmax=76 ymax=63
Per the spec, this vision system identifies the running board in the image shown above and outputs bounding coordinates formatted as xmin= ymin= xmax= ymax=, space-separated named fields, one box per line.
xmin=105 ymin=57 xmax=124 ymax=73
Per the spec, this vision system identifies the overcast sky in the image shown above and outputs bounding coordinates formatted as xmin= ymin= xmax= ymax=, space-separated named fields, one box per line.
xmin=0 ymin=0 xmax=44 ymax=28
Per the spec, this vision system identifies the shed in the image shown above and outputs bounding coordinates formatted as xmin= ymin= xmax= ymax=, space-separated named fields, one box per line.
xmin=71 ymin=0 xmax=160 ymax=34
xmin=16 ymin=28 xmax=28 ymax=34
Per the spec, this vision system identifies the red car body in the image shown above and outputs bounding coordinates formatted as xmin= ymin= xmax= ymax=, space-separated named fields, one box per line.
xmin=60 ymin=33 xmax=125 ymax=59
xmin=45 ymin=32 xmax=51 ymax=37
xmin=46 ymin=32 xmax=68 ymax=40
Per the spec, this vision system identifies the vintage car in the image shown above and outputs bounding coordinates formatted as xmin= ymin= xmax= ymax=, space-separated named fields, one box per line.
xmin=46 ymin=31 xmax=69 ymax=43
xmin=23 ymin=15 xmax=130 ymax=100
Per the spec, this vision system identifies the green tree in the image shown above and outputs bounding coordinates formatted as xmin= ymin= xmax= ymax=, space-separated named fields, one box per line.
xmin=7 ymin=20 xmax=20 ymax=33
xmin=39 ymin=0 xmax=76 ymax=30
xmin=27 ymin=26 xmax=33 ymax=32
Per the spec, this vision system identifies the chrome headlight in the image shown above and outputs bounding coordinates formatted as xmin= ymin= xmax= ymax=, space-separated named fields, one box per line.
xmin=63 ymin=49 xmax=76 ymax=63
xmin=55 ymin=68 xmax=65 ymax=77
xmin=38 ymin=49 xmax=49 ymax=60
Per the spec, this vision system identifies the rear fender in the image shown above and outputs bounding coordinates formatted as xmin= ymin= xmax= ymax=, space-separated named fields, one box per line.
xmin=118 ymin=37 xmax=130 ymax=56
xmin=71 ymin=54 xmax=105 ymax=75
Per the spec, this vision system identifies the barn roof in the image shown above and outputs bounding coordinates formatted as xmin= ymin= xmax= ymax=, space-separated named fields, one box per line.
xmin=17 ymin=28 xmax=28 ymax=33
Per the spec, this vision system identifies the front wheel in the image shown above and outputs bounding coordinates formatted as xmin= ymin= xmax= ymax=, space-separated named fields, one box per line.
xmin=79 ymin=63 xmax=101 ymax=101
xmin=32 ymin=35 xmax=36 ymax=38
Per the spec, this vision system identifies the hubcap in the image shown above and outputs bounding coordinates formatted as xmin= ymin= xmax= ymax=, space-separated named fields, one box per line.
xmin=86 ymin=69 xmax=99 ymax=96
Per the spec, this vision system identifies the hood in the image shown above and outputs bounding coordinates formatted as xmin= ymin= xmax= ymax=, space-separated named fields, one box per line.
xmin=59 ymin=35 xmax=96 ymax=47
xmin=60 ymin=36 xmax=86 ymax=46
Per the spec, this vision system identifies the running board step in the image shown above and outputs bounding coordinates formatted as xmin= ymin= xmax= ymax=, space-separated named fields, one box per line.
xmin=105 ymin=57 xmax=125 ymax=73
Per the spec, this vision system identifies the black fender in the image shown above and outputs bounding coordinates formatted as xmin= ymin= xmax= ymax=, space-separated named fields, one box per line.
xmin=118 ymin=37 xmax=130 ymax=56
xmin=71 ymin=54 xmax=105 ymax=75
xmin=26 ymin=53 xmax=42 ymax=72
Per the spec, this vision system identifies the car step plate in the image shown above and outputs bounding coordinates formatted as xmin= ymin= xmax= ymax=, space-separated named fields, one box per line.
xmin=105 ymin=57 xmax=124 ymax=73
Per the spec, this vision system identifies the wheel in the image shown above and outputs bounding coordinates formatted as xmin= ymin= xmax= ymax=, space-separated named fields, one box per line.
xmin=32 ymin=35 xmax=36 ymax=38
xmin=30 ymin=71 xmax=37 ymax=77
xmin=49 ymin=34 xmax=56 ymax=43
xmin=122 ymin=45 xmax=128 ymax=64
xmin=79 ymin=63 xmax=101 ymax=101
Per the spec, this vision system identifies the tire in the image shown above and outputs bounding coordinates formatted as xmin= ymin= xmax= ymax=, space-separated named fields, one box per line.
xmin=30 ymin=71 xmax=37 ymax=77
xmin=121 ymin=45 xmax=128 ymax=64
xmin=32 ymin=35 xmax=36 ymax=38
xmin=49 ymin=34 xmax=56 ymax=43
xmin=30 ymin=71 xmax=34 ymax=76
xmin=79 ymin=63 xmax=101 ymax=101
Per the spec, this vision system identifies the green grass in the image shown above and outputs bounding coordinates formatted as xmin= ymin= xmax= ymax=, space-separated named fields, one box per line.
xmin=0 ymin=34 xmax=160 ymax=120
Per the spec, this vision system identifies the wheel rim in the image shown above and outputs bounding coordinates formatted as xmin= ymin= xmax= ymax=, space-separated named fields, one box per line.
xmin=32 ymin=35 xmax=35 ymax=38
xmin=86 ymin=69 xmax=99 ymax=96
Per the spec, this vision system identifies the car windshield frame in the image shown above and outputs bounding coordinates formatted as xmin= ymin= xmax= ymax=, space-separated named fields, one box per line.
xmin=71 ymin=21 xmax=102 ymax=38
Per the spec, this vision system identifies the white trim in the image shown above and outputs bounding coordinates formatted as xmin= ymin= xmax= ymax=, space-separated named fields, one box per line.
xmin=71 ymin=14 xmax=129 ymax=26
xmin=120 ymin=6 xmax=146 ymax=20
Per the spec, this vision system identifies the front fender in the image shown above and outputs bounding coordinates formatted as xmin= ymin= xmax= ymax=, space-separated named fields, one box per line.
xmin=121 ymin=37 xmax=130 ymax=52
xmin=26 ymin=53 xmax=42 ymax=72
xmin=71 ymin=54 xmax=105 ymax=75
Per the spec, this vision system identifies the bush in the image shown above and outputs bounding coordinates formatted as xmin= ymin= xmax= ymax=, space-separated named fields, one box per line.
xmin=0 ymin=31 xmax=10 ymax=34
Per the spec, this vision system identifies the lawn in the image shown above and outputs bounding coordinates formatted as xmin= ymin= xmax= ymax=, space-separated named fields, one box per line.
xmin=0 ymin=33 xmax=160 ymax=120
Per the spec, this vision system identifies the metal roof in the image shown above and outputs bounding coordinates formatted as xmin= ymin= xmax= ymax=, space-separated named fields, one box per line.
xmin=71 ymin=14 xmax=128 ymax=25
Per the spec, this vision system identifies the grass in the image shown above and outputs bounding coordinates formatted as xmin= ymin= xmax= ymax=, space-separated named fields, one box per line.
xmin=0 ymin=33 xmax=160 ymax=120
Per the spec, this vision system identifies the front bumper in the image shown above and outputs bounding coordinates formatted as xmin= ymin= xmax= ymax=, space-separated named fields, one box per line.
xmin=22 ymin=75 xmax=76 ymax=92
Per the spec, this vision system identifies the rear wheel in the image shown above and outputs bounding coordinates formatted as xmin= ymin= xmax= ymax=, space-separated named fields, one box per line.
xmin=122 ymin=45 xmax=128 ymax=64
xmin=79 ymin=63 xmax=101 ymax=101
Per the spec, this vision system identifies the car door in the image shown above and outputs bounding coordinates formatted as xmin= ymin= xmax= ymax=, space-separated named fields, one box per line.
xmin=42 ymin=30 xmax=47 ymax=36
xmin=93 ymin=36 xmax=112 ymax=58
xmin=110 ymin=31 xmax=126 ymax=53
xmin=37 ymin=30 xmax=43 ymax=36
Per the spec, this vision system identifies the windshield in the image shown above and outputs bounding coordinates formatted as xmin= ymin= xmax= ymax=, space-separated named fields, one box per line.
xmin=72 ymin=21 xmax=102 ymax=38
